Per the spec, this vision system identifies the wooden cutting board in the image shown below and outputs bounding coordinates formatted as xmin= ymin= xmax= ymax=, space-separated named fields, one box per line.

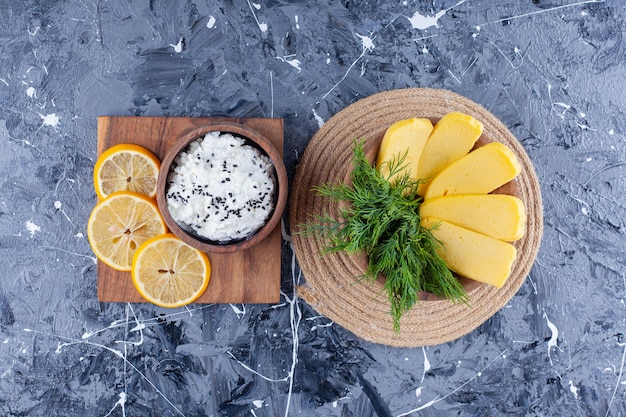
xmin=96 ymin=116 xmax=283 ymax=304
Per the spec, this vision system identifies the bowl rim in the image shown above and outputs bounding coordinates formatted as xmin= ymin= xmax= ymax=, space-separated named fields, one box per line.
xmin=156 ymin=121 xmax=288 ymax=254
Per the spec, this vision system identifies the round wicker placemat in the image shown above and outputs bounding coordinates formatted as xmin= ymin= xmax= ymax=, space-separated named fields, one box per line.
xmin=289 ymin=88 xmax=543 ymax=347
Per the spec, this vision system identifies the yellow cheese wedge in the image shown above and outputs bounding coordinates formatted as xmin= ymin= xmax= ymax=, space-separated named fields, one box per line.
xmin=419 ymin=194 xmax=526 ymax=241
xmin=424 ymin=142 xmax=521 ymax=200
xmin=421 ymin=217 xmax=517 ymax=288
xmin=416 ymin=112 xmax=483 ymax=196
xmin=376 ymin=118 xmax=433 ymax=184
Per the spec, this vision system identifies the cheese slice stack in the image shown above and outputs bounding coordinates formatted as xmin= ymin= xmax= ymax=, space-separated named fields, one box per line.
xmin=377 ymin=112 xmax=526 ymax=289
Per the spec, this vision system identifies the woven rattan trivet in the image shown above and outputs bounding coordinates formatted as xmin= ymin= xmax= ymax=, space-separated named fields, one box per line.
xmin=289 ymin=88 xmax=543 ymax=347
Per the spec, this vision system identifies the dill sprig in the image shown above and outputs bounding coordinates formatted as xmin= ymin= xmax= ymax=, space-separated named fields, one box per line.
xmin=300 ymin=140 xmax=469 ymax=332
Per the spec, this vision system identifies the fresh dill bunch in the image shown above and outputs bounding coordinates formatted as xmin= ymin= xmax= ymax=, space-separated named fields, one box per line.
xmin=300 ymin=140 xmax=469 ymax=332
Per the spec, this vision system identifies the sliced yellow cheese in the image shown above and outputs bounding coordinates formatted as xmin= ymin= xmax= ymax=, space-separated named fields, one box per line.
xmin=424 ymin=142 xmax=521 ymax=200
xmin=421 ymin=216 xmax=517 ymax=288
xmin=376 ymin=118 xmax=433 ymax=184
xmin=419 ymin=194 xmax=526 ymax=241
xmin=416 ymin=112 xmax=483 ymax=196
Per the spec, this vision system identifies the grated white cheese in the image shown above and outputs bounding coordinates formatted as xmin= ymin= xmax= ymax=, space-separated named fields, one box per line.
xmin=166 ymin=131 xmax=275 ymax=242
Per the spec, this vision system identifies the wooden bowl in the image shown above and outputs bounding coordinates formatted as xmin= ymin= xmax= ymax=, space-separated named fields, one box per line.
xmin=156 ymin=122 xmax=288 ymax=253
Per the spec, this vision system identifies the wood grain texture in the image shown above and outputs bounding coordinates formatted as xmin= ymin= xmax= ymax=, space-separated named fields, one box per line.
xmin=96 ymin=116 xmax=283 ymax=304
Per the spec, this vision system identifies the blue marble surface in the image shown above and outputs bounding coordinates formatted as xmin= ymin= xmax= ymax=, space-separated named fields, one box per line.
xmin=1 ymin=0 xmax=625 ymax=415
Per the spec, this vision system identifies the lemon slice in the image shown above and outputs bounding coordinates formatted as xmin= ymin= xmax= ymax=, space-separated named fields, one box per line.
xmin=94 ymin=144 xmax=161 ymax=199
xmin=87 ymin=191 xmax=167 ymax=271
xmin=131 ymin=234 xmax=211 ymax=308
